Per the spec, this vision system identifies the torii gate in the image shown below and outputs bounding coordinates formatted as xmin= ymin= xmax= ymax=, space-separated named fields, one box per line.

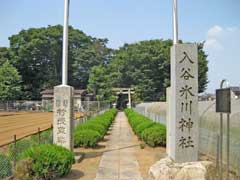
xmin=112 ymin=88 xmax=134 ymax=108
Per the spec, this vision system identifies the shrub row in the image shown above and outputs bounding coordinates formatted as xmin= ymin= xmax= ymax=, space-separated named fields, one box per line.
xmin=16 ymin=144 xmax=75 ymax=180
xmin=74 ymin=108 xmax=117 ymax=147
xmin=1 ymin=109 xmax=117 ymax=179
xmin=124 ymin=109 xmax=166 ymax=147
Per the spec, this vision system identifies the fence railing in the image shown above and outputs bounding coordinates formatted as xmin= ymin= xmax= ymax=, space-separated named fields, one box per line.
xmin=0 ymin=101 xmax=42 ymax=112
xmin=134 ymin=100 xmax=240 ymax=177
xmin=0 ymin=100 xmax=110 ymax=179
xmin=0 ymin=126 xmax=53 ymax=179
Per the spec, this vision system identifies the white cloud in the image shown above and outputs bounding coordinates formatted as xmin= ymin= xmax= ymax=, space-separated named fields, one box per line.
xmin=204 ymin=38 xmax=223 ymax=50
xmin=207 ymin=25 xmax=223 ymax=38
xmin=204 ymin=26 xmax=240 ymax=93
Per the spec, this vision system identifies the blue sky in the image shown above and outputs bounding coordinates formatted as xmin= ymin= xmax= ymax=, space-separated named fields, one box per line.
xmin=0 ymin=0 xmax=240 ymax=93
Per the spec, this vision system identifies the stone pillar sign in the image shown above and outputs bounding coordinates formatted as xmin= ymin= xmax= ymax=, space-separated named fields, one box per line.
xmin=170 ymin=43 xmax=198 ymax=163
xmin=53 ymin=85 xmax=74 ymax=150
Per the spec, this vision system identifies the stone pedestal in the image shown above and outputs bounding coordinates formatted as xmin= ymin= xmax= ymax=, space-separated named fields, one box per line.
xmin=170 ymin=44 xmax=199 ymax=162
xmin=148 ymin=157 xmax=217 ymax=180
xmin=53 ymin=85 xmax=74 ymax=150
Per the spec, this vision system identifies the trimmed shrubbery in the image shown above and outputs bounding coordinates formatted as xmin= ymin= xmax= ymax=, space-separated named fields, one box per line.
xmin=141 ymin=124 xmax=166 ymax=147
xmin=74 ymin=108 xmax=117 ymax=147
xmin=17 ymin=144 xmax=75 ymax=180
xmin=124 ymin=109 xmax=166 ymax=147
xmin=74 ymin=129 xmax=101 ymax=147
xmin=135 ymin=121 xmax=156 ymax=137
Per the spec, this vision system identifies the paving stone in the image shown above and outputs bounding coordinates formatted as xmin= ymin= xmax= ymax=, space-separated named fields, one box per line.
xmin=95 ymin=112 xmax=142 ymax=180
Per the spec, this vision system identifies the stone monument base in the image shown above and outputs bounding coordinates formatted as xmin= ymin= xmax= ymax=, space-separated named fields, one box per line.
xmin=148 ymin=157 xmax=217 ymax=180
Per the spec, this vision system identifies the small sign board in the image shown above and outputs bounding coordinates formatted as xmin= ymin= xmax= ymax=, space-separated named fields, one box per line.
xmin=216 ymin=88 xmax=231 ymax=113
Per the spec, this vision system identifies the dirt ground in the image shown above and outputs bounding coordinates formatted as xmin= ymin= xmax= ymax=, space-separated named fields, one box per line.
xmin=0 ymin=111 xmax=84 ymax=146
xmin=134 ymin=139 xmax=166 ymax=179
xmin=62 ymin=134 xmax=109 ymax=180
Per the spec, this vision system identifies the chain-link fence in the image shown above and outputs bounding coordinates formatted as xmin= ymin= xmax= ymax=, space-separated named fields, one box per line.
xmin=0 ymin=100 xmax=110 ymax=178
xmin=134 ymin=100 xmax=240 ymax=177
xmin=0 ymin=101 xmax=42 ymax=112
xmin=199 ymin=99 xmax=240 ymax=177
xmin=74 ymin=101 xmax=110 ymax=128
xmin=133 ymin=102 xmax=166 ymax=125
xmin=0 ymin=127 xmax=53 ymax=179
xmin=0 ymin=100 xmax=110 ymax=113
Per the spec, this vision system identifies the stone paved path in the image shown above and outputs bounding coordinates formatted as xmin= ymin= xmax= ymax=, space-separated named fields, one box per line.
xmin=95 ymin=112 xmax=142 ymax=180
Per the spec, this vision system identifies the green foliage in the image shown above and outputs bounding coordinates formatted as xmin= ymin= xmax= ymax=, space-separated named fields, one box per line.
xmin=88 ymin=65 xmax=116 ymax=102
xmin=7 ymin=25 xmax=111 ymax=100
xmin=135 ymin=121 xmax=156 ymax=137
xmin=9 ymin=139 xmax=36 ymax=161
xmin=0 ymin=60 xmax=22 ymax=101
xmin=141 ymin=125 xmax=166 ymax=147
xmin=74 ymin=129 xmax=101 ymax=147
xmin=88 ymin=40 xmax=209 ymax=101
xmin=0 ymin=47 xmax=10 ymax=65
xmin=75 ymin=123 xmax=105 ymax=139
xmin=198 ymin=43 xmax=209 ymax=93
xmin=2 ymin=25 xmax=208 ymax=101
xmin=125 ymin=109 xmax=166 ymax=147
xmin=74 ymin=108 xmax=117 ymax=147
xmin=19 ymin=144 xmax=75 ymax=179
xmin=0 ymin=154 xmax=12 ymax=178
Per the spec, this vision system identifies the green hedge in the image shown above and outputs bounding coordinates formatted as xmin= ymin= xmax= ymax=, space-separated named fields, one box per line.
xmin=74 ymin=129 xmax=101 ymax=147
xmin=74 ymin=108 xmax=117 ymax=147
xmin=17 ymin=144 xmax=74 ymax=180
xmin=124 ymin=109 xmax=166 ymax=147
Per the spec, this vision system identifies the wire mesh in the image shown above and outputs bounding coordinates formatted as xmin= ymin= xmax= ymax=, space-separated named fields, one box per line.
xmin=134 ymin=99 xmax=240 ymax=176
xmin=0 ymin=128 xmax=53 ymax=179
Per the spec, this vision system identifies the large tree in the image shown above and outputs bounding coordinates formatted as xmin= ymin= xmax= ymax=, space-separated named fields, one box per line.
xmin=8 ymin=25 xmax=111 ymax=99
xmin=0 ymin=47 xmax=10 ymax=65
xmin=0 ymin=60 xmax=22 ymax=101
xmin=88 ymin=39 xmax=208 ymax=101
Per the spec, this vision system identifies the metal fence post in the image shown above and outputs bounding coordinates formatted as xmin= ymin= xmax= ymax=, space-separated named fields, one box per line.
xmin=219 ymin=113 xmax=223 ymax=180
xmin=216 ymin=134 xmax=220 ymax=175
xmin=38 ymin=127 xmax=41 ymax=144
xmin=227 ymin=113 xmax=230 ymax=180
xmin=13 ymin=134 xmax=17 ymax=168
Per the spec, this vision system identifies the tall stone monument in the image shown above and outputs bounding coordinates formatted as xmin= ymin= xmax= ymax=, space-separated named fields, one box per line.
xmin=53 ymin=0 xmax=74 ymax=150
xmin=169 ymin=43 xmax=199 ymax=162
xmin=53 ymin=85 xmax=74 ymax=150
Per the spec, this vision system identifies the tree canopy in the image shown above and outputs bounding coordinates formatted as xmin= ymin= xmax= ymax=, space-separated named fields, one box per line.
xmin=7 ymin=25 xmax=110 ymax=99
xmin=0 ymin=60 xmax=22 ymax=101
xmin=88 ymin=40 xmax=208 ymax=101
xmin=1 ymin=26 xmax=208 ymax=101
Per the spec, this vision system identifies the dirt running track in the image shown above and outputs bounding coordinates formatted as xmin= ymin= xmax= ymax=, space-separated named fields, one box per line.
xmin=0 ymin=112 xmax=84 ymax=146
xmin=0 ymin=112 xmax=53 ymax=146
